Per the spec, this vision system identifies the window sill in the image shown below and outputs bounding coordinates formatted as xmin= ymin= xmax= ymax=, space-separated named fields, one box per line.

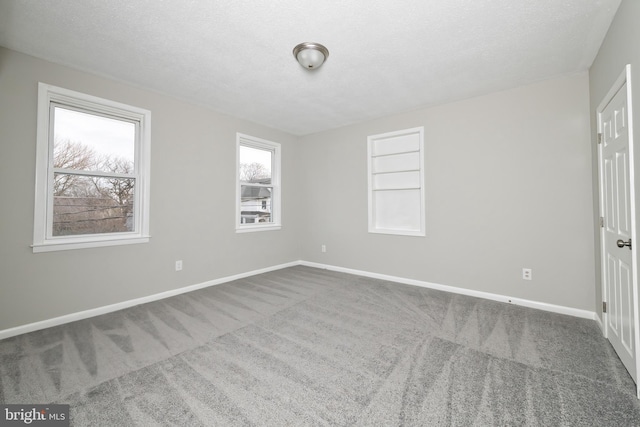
xmin=32 ymin=236 xmax=150 ymax=253
xmin=236 ymin=224 xmax=282 ymax=234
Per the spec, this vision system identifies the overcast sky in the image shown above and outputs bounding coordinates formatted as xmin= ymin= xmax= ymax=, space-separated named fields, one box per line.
xmin=54 ymin=107 xmax=276 ymax=174
xmin=240 ymin=145 xmax=272 ymax=174
xmin=54 ymin=107 xmax=135 ymax=163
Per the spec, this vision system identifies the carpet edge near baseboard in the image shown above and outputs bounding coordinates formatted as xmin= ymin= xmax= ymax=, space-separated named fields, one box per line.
xmin=0 ymin=259 xmax=597 ymax=340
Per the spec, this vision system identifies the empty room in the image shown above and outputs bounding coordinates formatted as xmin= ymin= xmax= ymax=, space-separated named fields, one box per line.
xmin=2 ymin=0 xmax=640 ymax=425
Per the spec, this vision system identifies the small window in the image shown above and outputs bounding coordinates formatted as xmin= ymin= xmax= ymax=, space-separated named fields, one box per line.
xmin=33 ymin=83 xmax=151 ymax=252
xmin=236 ymin=133 xmax=281 ymax=232
xmin=368 ymin=127 xmax=425 ymax=236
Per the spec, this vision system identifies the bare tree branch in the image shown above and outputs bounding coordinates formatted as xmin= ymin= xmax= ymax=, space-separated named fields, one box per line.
xmin=240 ymin=162 xmax=270 ymax=182
xmin=51 ymin=140 xmax=136 ymax=235
xmin=53 ymin=139 xmax=96 ymax=196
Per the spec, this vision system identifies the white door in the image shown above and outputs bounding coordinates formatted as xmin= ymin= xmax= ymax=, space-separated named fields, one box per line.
xmin=600 ymin=81 xmax=637 ymax=383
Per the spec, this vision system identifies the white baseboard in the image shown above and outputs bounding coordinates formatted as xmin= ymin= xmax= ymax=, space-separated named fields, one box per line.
xmin=0 ymin=261 xmax=299 ymax=340
xmin=0 ymin=259 xmax=598 ymax=340
xmin=299 ymin=261 xmax=598 ymax=321
xmin=594 ymin=313 xmax=605 ymax=333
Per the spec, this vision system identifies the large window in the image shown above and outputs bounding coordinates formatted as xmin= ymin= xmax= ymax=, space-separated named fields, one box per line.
xmin=368 ymin=127 xmax=425 ymax=236
xmin=33 ymin=83 xmax=151 ymax=252
xmin=236 ymin=133 xmax=281 ymax=232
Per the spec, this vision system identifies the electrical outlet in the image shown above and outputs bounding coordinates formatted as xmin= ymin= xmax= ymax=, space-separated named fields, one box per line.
xmin=175 ymin=260 xmax=183 ymax=271
xmin=522 ymin=268 xmax=532 ymax=280
xmin=321 ymin=245 xmax=326 ymax=253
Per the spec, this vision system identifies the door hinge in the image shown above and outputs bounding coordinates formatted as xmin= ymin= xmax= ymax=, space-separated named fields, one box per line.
xmin=603 ymin=301 xmax=607 ymax=313
xmin=598 ymin=133 xmax=603 ymax=144
xmin=600 ymin=216 xmax=604 ymax=228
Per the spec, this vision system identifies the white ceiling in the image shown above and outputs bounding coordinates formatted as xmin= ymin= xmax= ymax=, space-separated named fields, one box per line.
xmin=0 ymin=0 xmax=621 ymax=136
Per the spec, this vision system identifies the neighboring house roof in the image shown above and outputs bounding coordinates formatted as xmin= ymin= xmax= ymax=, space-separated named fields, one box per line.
xmin=241 ymin=186 xmax=271 ymax=199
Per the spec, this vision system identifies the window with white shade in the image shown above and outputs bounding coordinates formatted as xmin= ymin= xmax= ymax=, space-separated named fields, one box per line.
xmin=33 ymin=83 xmax=151 ymax=252
xmin=368 ymin=127 xmax=425 ymax=236
xmin=236 ymin=133 xmax=281 ymax=232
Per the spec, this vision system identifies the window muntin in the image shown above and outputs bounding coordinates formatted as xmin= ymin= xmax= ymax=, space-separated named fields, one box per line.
xmin=236 ymin=134 xmax=281 ymax=232
xmin=33 ymin=83 xmax=151 ymax=252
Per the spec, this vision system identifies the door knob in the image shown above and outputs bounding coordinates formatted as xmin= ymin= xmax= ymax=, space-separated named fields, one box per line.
xmin=617 ymin=239 xmax=632 ymax=250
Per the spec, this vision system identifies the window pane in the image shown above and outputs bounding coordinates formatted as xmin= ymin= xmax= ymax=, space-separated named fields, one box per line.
xmin=53 ymin=106 xmax=135 ymax=174
xmin=239 ymin=145 xmax=272 ymax=184
xmin=240 ymin=185 xmax=272 ymax=224
xmin=52 ymin=174 xmax=135 ymax=236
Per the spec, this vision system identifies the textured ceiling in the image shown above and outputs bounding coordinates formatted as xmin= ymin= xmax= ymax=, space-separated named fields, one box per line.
xmin=0 ymin=0 xmax=622 ymax=135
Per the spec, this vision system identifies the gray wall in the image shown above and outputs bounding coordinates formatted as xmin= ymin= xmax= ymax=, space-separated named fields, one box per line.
xmin=299 ymin=73 xmax=596 ymax=311
xmin=0 ymin=43 xmax=600 ymax=332
xmin=589 ymin=0 xmax=640 ymax=320
xmin=0 ymin=47 xmax=302 ymax=330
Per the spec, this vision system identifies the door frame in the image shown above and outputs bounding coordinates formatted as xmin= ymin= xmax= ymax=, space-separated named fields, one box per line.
xmin=597 ymin=64 xmax=640 ymax=397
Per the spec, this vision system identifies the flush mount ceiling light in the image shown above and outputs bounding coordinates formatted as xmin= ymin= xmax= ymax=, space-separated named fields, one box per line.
xmin=293 ymin=42 xmax=329 ymax=70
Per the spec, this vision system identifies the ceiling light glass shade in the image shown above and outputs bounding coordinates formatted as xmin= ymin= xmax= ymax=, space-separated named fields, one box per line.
xmin=293 ymin=42 xmax=329 ymax=70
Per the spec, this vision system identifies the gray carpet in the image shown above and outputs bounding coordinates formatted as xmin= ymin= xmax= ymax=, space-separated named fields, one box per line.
xmin=1 ymin=266 xmax=639 ymax=425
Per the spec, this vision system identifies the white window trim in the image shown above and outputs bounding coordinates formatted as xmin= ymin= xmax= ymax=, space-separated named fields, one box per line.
xmin=236 ymin=133 xmax=281 ymax=233
xmin=367 ymin=126 xmax=425 ymax=236
xmin=32 ymin=83 xmax=151 ymax=253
